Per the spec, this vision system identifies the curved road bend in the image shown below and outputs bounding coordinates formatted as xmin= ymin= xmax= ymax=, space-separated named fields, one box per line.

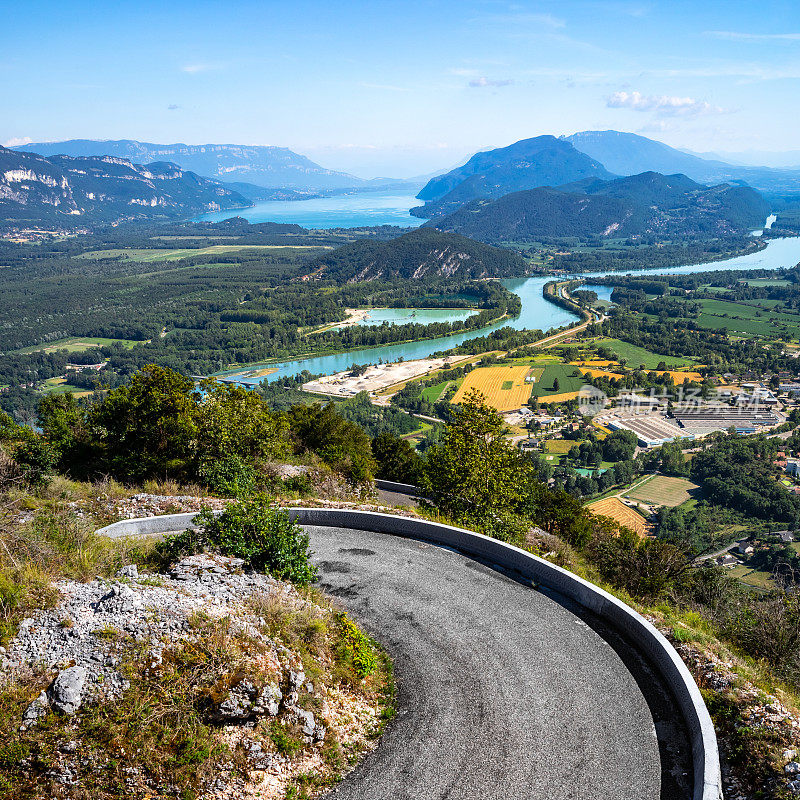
xmin=306 ymin=525 xmax=692 ymax=800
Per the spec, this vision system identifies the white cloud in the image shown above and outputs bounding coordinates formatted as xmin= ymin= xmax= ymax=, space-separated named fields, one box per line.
xmin=181 ymin=63 xmax=221 ymax=74
xmin=469 ymin=77 xmax=513 ymax=88
xmin=3 ymin=136 xmax=32 ymax=147
xmin=707 ymin=31 xmax=800 ymax=42
xmin=607 ymin=90 xmax=725 ymax=117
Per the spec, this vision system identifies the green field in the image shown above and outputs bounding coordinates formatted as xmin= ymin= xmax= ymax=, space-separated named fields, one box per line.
xmin=16 ymin=336 xmax=143 ymax=355
xmin=738 ymin=278 xmax=793 ymax=287
xmin=727 ymin=565 xmax=774 ymax=590
xmin=529 ymin=364 xmax=586 ymax=397
xmin=593 ymin=339 xmax=699 ymax=370
xmin=75 ymin=245 xmax=329 ymax=262
xmin=625 ymin=475 xmax=700 ymax=507
xmin=421 ymin=380 xmax=456 ymax=403
xmin=38 ymin=376 xmax=92 ymax=396
xmin=692 ymin=298 xmax=800 ymax=338
xmin=544 ymin=439 xmax=574 ymax=454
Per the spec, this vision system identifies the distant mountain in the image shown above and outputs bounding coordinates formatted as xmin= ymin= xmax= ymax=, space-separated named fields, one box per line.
xmin=567 ymin=131 xmax=800 ymax=194
xmin=428 ymin=171 xmax=770 ymax=243
xmin=305 ymin=227 xmax=527 ymax=282
xmin=0 ymin=146 xmax=248 ymax=228
xmin=14 ymin=140 xmax=370 ymax=191
xmin=565 ymin=131 xmax=730 ymax=182
xmin=412 ymin=135 xmax=614 ymax=219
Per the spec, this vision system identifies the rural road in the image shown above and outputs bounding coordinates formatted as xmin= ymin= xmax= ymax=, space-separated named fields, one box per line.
xmin=307 ymin=525 xmax=692 ymax=800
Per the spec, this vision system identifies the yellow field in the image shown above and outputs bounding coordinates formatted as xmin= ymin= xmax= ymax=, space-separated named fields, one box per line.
xmin=540 ymin=391 xmax=581 ymax=403
xmin=577 ymin=367 xmax=623 ymax=380
xmin=586 ymin=497 xmax=651 ymax=537
xmin=572 ymin=359 xmax=620 ymax=368
xmin=451 ymin=365 xmax=532 ymax=411
xmin=573 ymin=364 xmax=704 ymax=385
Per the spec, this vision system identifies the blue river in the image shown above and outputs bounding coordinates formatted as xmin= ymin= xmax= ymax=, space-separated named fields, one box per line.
xmin=217 ymin=235 xmax=800 ymax=386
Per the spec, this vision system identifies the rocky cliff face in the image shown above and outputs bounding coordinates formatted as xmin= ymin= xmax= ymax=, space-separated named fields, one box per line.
xmin=0 ymin=146 xmax=250 ymax=229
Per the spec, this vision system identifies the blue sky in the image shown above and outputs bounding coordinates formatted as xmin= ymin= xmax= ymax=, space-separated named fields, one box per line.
xmin=2 ymin=0 xmax=800 ymax=177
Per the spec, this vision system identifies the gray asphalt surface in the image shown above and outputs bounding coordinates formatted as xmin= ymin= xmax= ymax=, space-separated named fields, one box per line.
xmin=375 ymin=487 xmax=419 ymax=507
xmin=306 ymin=525 xmax=679 ymax=800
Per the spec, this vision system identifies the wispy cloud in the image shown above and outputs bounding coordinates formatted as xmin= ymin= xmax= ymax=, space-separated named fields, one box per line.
xmin=706 ymin=31 xmax=800 ymax=42
xmin=181 ymin=63 xmax=221 ymax=74
xmin=468 ymin=76 xmax=513 ymax=88
xmin=3 ymin=136 xmax=32 ymax=147
xmin=607 ymin=90 xmax=726 ymax=117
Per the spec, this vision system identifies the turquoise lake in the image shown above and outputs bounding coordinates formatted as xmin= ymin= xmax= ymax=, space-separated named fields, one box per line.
xmin=330 ymin=307 xmax=475 ymax=330
xmin=198 ymin=190 xmax=425 ymax=229
xmin=218 ymin=236 xmax=800 ymax=386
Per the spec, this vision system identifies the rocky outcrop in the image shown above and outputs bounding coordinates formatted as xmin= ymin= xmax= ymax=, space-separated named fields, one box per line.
xmin=2 ymin=552 xmax=388 ymax=799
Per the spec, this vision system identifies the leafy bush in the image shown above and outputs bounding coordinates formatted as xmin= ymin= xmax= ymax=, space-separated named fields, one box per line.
xmin=337 ymin=613 xmax=377 ymax=679
xmin=198 ymin=454 xmax=256 ymax=498
xmin=157 ymin=496 xmax=318 ymax=586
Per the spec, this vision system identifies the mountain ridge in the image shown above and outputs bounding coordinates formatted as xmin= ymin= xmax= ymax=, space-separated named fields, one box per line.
xmin=412 ymin=135 xmax=615 ymax=218
xmin=0 ymin=146 xmax=249 ymax=229
xmin=13 ymin=139 xmax=371 ymax=191
xmin=567 ymin=130 xmax=800 ymax=194
xmin=305 ymin=227 xmax=527 ymax=282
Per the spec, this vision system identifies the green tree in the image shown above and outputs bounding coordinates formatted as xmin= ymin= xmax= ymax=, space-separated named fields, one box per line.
xmin=601 ymin=429 xmax=638 ymax=461
xmin=289 ymin=402 xmax=376 ymax=484
xmin=371 ymin=431 xmax=423 ymax=484
xmin=659 ymin=441 xmax=688 ymax=475
xmin=86 ymin=365 xmax=199 ymax=482
xmin=197 ymin=380 xmax=289 ymax=467
xmin=422 ymin=390 xmax=537 ymax=540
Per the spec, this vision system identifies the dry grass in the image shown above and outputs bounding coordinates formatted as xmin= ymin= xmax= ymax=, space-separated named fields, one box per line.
xmin=450 ymin=365 xmax=533 ymax=411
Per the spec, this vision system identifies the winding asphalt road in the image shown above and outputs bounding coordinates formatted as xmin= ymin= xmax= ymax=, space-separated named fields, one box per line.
xmin=306 ymin=525 xmax=692 ymax=800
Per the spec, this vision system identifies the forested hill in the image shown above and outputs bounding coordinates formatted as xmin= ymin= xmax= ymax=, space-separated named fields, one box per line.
xmin=305 ymin=227 xmax=528 ymax=282
xmin=412 ymin=135 xmax=614 ymax=219
xmin=0 ymin=147 xmax=249 ymax=229
xmin=429 ymin=171 xmax=770 ymax=243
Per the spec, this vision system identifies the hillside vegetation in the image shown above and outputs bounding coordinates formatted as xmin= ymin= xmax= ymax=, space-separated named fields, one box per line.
xmin=429 ymin=172 xmax=769 ymax=243
xmin=0 ymin=147 xmax=248 ymax=229
xmin=306 ymin=227 xmax=528 ymax=282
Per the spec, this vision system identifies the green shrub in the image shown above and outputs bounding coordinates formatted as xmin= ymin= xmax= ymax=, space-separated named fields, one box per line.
xmin=337 ymin=613 xmax=376 ymax=679
xmin=198 ymin=455 xmax=256 ymax=498
xmin=157 ymin=496 xmax=318 ymax=586
xmin=270 ymin=724 xmax=304 ymax=756
xmin=283 ymin=473 xmax=313 ymax=496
